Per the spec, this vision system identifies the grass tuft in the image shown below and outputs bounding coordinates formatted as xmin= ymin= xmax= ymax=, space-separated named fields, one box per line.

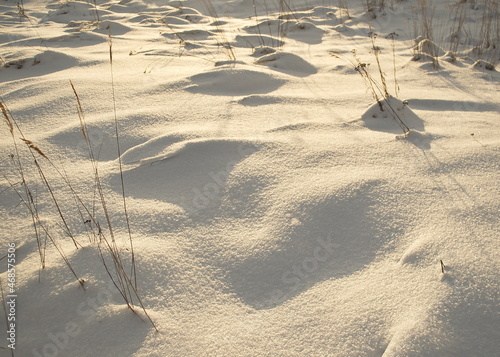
xmin=330 ymin=31 xmax=410 ymax=134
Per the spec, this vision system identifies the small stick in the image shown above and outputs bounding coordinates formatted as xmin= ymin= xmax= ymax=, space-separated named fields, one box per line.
xmin=470 ymin=133 xmax=485 ymax=147
xmin=440 ymin=260 xmax=445 ymax=274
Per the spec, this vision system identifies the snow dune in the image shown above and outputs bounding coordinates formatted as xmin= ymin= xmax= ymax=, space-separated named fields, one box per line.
xmin=0 ymin=0 xmax=499 ymax=356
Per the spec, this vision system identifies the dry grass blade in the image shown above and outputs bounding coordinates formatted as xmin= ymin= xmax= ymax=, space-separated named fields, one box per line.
xmin=1 ymin=99 xmax=45 ymax=269
xmin=2 ymin=173 xmax=84 ymax=288
xmin=108 ymin=33 xmax=113 ymax=64
xmin=92 ymin=0 xmax=100 ymax=23
xmin=69 ymin=80 xmax=89 ymax=142
xmin=1 ymin=45 xmax=156 ymax=335
xmin=33 ymin=158 xmax=81 ymax=249
xmin=0 ymin=102 xmax=13 ymax=135
xmin=201 ymin=0 xmax=236 ymax=61
xmin=330 ymin=49 xmax=409 ymax=134
xmin=1 ymin=98 xmax=84 ymax=285
xmin=19 ymin=134 xmax=80 ymax=249
xmin=108 ymin=32 xmax=137 ymax=291
xmin=368 ymin=32 xmax=389 ymax=99
xmin=386 ymin=32 xmax=400 ymax=98
xmin=252 ymin=0 xmax=265 ymax=47
xmin=16 ymin=1 xmax=48 ymax=50
xmin=106 ymin=33 xmax=157 ymax=330
xmin=19 ymin=138 xmax=48 ymax=160
xmin=3 ymin=173 xmax=46 ymax=270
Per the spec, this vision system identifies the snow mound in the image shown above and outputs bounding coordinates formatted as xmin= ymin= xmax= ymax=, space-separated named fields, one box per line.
xmin=46 ymin=116 xmax=146 ymax=161
xmin=255 ymin=52 xmax=317 ymax=77
xmin=277 ymin=6 xmax=337 ymax=24
xmin=1 ymin=50 xmax=80 ymax=78
xmin=251 ymin=46 xmax=277 ymax=57
xmin=473 ymin=59 xmax=496 ymax=71
xmin=42 ymin=1 xmax=105 ymax=24
xmin=243 ymin=19 xmax=284 ymax=34
xmin=285 ymin=20 xmax=325 ymax=44
xmin=237 ymin=95 xmax=282 ymax=106
xmin=163 ymin=6 xmax=203 ymax=17
xmin=94 ymin=20 xmax=132 ymax=35
xmin=121 ymin=132 xmax=200 ymax=165
xmin=160 ymin=15 xmax=191 ymax=26
xmin=112 ymin=139 xmax=260 ymax=215
xmin=46 ymin=32 xmax=107 ymax=46
xmin=107 ymin=1 xmax=149 ymax=13
xmin=233 ymin=34 xmax=284 ymax=49
xmin=412 ymin=38 xmax=446 ymax=64
xmin=162 ymin=29 xmax=214 ymax=40
xmin=163 ymin=6 xmax=205 ymax=23
xmin=128 ymin=14 xmax=156 ymax=23
xmin=358 ymin=97 xmax=425 ymax=134
xmin=185 ymin=68 xmax=286 ymax=95
xmin=228 ymin=179 xmax=396 ymax=309
xmin=243 ymin=19 xmax=324 ymax=44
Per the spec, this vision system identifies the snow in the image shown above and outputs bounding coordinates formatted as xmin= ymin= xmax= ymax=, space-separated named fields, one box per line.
xmin=0 ymin=0 xmax=499 ymax=356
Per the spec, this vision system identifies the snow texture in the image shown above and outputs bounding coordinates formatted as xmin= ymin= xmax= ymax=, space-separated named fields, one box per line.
xmin=0 ymin=0 xmax=499 ymax=356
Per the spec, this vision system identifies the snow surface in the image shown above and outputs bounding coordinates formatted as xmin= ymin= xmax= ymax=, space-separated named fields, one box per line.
xmin=0 ymin=0 xmax=499 ymax=356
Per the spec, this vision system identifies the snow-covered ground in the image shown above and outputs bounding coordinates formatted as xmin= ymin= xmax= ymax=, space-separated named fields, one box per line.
xmin=1 ymin=0 xmax=499 ymax=356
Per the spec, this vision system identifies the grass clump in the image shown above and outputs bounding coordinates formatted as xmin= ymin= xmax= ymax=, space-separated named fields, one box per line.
xmin=411 ymin=0 xmax=500 ymax=68
xmin=0 ymin=38 xmax=158 ymax=331
xmin=331 ymin=31 xmax=410 ymax=134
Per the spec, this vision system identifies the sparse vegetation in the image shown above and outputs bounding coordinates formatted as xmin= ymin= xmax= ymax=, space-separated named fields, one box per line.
xmin=338 ymin=0 xmax=352 ymax=23
xmin=412 ymin=0 xmax=440 ymax=68
xmin=202 ymin=0 xmax=236 ymax=61
xmin=1 ymin=1 xmax=498 ymax=355
xmin=0 ymin=48 xmax=158 ymax=332
xmin=386 ymin=32 xmax=400 ymax=97
xmin=411 ymin=0 xmax=500 ymax=68
xmin=1 ymin=100 xmax=85 ymax=287
xmin=331 ymin=31 xmax=410 ymax=134
xmin=364 ymin=0 xmax=386 ymax=18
